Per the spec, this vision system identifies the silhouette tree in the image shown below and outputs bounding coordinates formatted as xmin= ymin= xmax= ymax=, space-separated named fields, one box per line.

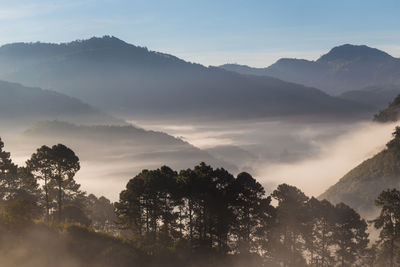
xmin=371 ymin=189 xmax=400 ymax=267
xmin=271 ymin=184 xmax=309 ymax=267
xmin=85 ymin=194 xmax=117 ymax=232
xmin=211 ymin=167 xmax=235 ymax=253
xmin=178 ymin=163 xmax=217 ymax=250
xmin=230 ymin=172 xmax=274 ymax=255
xmin=0 ymin=138 xmax=40 ymax=204
xmin=0 ymin=137 xmax=19 ymax=201
xmin=115 ymin=175 xmax=146 ymax=239
xmin=116 ymin=166 xmax=179 ymax=250
xmin=306 ymin=198 xmax=336 ymax=266
xmin=27 ymin=144 xmax=80 ymax=222
xmin=386 ymin=126 xmax=400 ymax=151
xmin=333 ymin=203 xmax=369 ymax=267
xmin=27 ymin=145 xmax=53 ymax=221
xmin=50 ymin=144 xmax=80 ymax=222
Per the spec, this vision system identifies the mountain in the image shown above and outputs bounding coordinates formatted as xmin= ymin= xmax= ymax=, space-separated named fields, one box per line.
xmin=319 ymin=127 xmax=400 ymax=217
xmin=0 ymin=80 xmax=118 ymax=127
xmin=0 ymin=36 xmax=373 ymax=121
xmin=220 ymin=44 xmax=400 ymax=96
xmin=373 ymin=93 xmax=400 ymax=122
xmin=17 ymin=120 xmax=233 ymax=169
xmin=339 ymin=85 xmax=400 ymax=109
xmin=318 ymin=94 xmax=400 ymax=217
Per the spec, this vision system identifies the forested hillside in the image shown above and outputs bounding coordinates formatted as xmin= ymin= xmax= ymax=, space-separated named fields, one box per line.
xmin=374 ymin=94 xmax=400 ymax=122
xmin=1 ymin=137 xmax=399 ymax=266
xmin=319 ymin=126 xmax=400 ymax=216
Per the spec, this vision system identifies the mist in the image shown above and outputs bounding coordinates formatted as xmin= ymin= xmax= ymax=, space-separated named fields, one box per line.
xmin=254 ymin=121 xmax=398 ymax=196
xmin=126 ymin=118 xmax=399 ymax=198
xmin=2 ymin=117 xmax=395 ymax=202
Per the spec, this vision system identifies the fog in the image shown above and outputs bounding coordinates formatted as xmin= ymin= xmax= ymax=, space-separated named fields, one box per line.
xmin=1 ymin=117 xmax=395 ymax=202
xmin=254 ymin=121 xmax=398 ymax=196
xmin=132 ymin=118 xmax=398 ymax=197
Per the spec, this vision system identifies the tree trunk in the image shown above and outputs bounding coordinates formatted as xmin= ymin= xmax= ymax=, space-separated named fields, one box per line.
xmin=58 ymin=180 xmax=62 ymax=222
xmin=145 ymin=200 xmax=149 ymax=234
xmin=189 ymin=199 xmax=193 ymax=246
xmin=390 ymin=237 xmax=394 ymax=267
xmin=321 ymin=222 xmax=326 ymax=267
xmin=283 ymin=226 xmax=288 ymax=267
xmin=44 ymin=175 xmax=49 ymax=222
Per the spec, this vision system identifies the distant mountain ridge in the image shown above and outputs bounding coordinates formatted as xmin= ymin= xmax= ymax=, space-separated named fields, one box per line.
xmin=220 ymin=44 xmax=400 ymax=95
xmin=339 ymin=85 xmax=400 ymax=109
xmin=0 ymin=36 xmax=373 ymax=121
xmin=0 ymin=80 xmax=118 ymax=126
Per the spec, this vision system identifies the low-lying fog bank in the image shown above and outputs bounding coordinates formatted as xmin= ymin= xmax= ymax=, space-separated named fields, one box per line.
xmin=1 ymin=117 xmax=397 ymax=201
xmin=126 ymin=118 xmax=398 ymax=197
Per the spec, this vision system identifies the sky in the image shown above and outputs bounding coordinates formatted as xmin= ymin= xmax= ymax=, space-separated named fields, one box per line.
xmin=0 ymin=0 xmax=399 ymax=67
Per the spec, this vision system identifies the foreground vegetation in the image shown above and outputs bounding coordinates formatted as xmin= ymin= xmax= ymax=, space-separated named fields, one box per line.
xmin=1 ymin=133 xmax=400 ymax=266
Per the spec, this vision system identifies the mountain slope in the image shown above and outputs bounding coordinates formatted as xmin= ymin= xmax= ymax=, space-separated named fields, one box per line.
xmin=0 ymin=80 xmax=118 ymax=126
xmin=0 ymin=36 xmax=372 ymax=121
xmin=374 ymin=93 xmax=400 ymax=122
xmin=319 ymin=128 xmax=400 ymax=217
xmin=18 ymin=120 xmax=231 ymax=169
xmin=339 ymin=85 xmax=400 ymax=109
xmin=220 ymin=44 xmax=400 ymax=96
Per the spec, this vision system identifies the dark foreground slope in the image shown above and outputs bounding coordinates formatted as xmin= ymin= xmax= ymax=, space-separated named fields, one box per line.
xmin=0 ymin=36 xmax=372 ymax=120
xmin=319 ymin=127 xmax=400 ymax=216
xmin=221 ymin=44 xmax=400 ymax=96
xmin=0 ymin=223 xmax=259 ymax=267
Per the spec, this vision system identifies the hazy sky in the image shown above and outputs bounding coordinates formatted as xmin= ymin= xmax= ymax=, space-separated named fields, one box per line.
xmin=0 ymin=0 xmax=400 ymax=67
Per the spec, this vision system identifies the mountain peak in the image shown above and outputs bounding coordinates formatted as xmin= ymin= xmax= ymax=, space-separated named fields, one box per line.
xmin=67 ymin=35 xmax=130 ymax=48
xmin=0 ymin=35 xmax=141 ymax=58
xmin=317 ymin=44 xmax=393 ymax=63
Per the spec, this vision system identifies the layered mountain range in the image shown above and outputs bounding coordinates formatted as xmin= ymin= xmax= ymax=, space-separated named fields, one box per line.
xmin=0 ymin=36 xmax=372 ymax=121
xmin=2 ymin=36 xmax=400 ymax=211
xmin=220 ymin=44 xmax=400 ymax=109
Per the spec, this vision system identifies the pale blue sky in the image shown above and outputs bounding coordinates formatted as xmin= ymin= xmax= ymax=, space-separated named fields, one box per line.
xmin=0 ymin=0 xmax=399 ymax=67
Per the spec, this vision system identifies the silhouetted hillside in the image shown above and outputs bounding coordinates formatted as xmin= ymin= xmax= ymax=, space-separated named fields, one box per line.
xmin=319 ymin=127 xmax=400 ymax=217
xmin=220 ymin=44 xmax=400 ymax=96
xmin=374 ymin=93 xmax=400 ymax=122
xmin=0 ymin=36 xmax=372 ymax=121
xmin=0 ymin=80 xmax=118 ymax=126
